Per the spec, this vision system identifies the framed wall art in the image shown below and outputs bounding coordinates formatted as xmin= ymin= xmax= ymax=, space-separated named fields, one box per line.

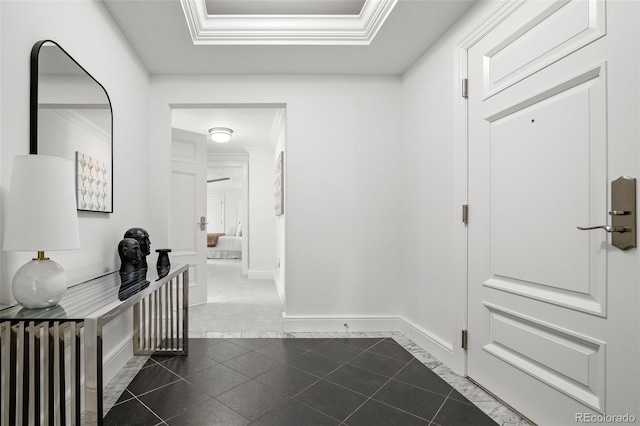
xmin=76 ymin=151 xmax=110 ymax=212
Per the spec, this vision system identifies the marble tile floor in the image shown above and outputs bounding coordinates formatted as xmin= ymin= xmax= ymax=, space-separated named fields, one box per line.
xmin=105 ymin=337 xmax=496 ymax=425
xmin=103 ymin=334 xmax=532 ymax=426
xmin=189 ymin=259 xmax=283 ymax=333
xmin=103 ymin=259 xmax=530 ymax=425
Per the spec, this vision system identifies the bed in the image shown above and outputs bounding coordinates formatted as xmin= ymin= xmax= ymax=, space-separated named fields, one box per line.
xmin=207 ymin=232 xmax=242 ymax=259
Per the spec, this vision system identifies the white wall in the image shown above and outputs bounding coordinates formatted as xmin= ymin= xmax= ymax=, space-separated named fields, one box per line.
xmin=0 ymin=0 xmax=150 ymax=385
xmin=398 ymin=0 xmax=501 ymax=372
xmin=246 ymin=147 xmax=276 ymax=278
xmin=148 ymin=75 xmax=403 ymax=320
xmin=273 ymin=112 xmax=286 ymax=304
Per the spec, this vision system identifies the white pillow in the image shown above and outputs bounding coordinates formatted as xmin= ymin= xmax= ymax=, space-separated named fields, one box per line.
xmin=226 ymin=225 xmax=236 ymax=236
xmin=236 ymin=223 xmax=242 ymax=236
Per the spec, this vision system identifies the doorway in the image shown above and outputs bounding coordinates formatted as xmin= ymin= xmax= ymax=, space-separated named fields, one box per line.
xmin=171 ymin=104 xmax=287 ymax=333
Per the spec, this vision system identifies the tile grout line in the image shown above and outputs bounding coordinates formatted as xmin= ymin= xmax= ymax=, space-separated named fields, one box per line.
xmin=129 ymin=393 xmax=166 ymax=424
xmin=103 ymin=357 xmax=153 ymax=415
xmin=131 ymin=377 xmax=186 ymax=399
xmin=324 ymin=361 xmax=455 ymax=401
xmin=287 ymin=337 xmax=390 ymax=399
xmin=287 ymin=339 xmax=379 ymax=421
xmin=284 ymin=339 xmax=359 ymax=402
xmin=289 ymin=398 xmax=350 ymax=424
xmin=243 ymin=338 xmax=397 ymax=424
xmin=209 ymin=391 xmax=261 ymax=423
xmin=428 ymin=388 xmax=454 ymax=425
xmin=340 ymin=356 xmax=420 ymax=425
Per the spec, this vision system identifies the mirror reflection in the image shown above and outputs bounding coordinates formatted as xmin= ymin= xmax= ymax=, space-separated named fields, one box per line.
xmin=31 ymin=40 xmax=113 ymax=213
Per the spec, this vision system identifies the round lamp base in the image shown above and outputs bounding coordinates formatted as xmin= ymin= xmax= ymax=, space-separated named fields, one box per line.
xmin=12 ymin=259 xmax=67 ymax=309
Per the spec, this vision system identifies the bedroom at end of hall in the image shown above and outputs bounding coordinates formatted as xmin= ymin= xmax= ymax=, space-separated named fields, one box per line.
xmin=207 ymin=225 xmax=242 ymax=260
xmin=206 ymin=167 xmax=244 ymax=260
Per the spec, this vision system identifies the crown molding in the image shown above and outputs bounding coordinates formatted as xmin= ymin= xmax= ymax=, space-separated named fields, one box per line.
xmin=51 ymin=109 xmax=110 ymax=142
xmin=180 ymin=0 xmax=397 ymax=45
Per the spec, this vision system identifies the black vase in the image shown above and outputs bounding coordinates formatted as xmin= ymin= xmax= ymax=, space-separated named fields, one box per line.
xmin=156 ymin=249 xmax=172 ymax=279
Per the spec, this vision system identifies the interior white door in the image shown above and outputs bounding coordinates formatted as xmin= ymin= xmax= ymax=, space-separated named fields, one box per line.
xmin=170 ymin=128 xmax=208 ymax=305
xmin=207 ymin=193 xmax=224 ymax=233
xmin=467 ymin=1 xmax=639 ymax=424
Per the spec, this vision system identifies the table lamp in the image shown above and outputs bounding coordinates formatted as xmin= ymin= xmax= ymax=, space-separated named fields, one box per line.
xmin=3 ymin=155 xmax=80 ymax=308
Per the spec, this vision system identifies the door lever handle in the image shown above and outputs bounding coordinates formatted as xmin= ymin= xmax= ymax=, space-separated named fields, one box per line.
xmin=579 ymin=176 xmax=636 ymax=250
xmin=577 ymin=225 xmax=627 ymax=233
xmin=197 ymin=216 xmax=208 ymax=231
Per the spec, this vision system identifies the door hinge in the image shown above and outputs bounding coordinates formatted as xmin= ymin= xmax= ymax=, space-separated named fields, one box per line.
xmin=462 ymin=78 xmax=468 ymax=99
xmin=461 ymin=329 xmax=468 ymax=350
xmin=462 ymin=204 xmax=469 ymax=224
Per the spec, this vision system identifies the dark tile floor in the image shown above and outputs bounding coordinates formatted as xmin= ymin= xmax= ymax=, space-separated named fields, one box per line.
xmin=104 ymin=338 xmax=497 ymax=425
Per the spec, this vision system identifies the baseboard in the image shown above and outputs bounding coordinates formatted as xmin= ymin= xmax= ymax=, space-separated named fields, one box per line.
xmin=63 ymin=333 xmax=133 ymax=416
xmin=398 ymin=317 xmax=457 ymax=369
xmin=280 ymin=314 xmax=460 ymax=369
xmin=282 ymin=314 xmax=400 ymax=333
xmin=248 ymin=270 xmax=273 ymax=280
xmin=103 ymin=335 xmax=134 ymax=386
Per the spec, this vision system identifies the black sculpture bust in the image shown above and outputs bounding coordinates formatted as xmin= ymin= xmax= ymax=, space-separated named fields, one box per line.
xmin=124 ymin=228 xmax=151 ymax=270
xmin=118 ymin=238 xmax=148 ymax=291
xmin=118 ymin=238 xmax=141 ymax=274
xmin=118 ymin=238 xmax=149 ymax=300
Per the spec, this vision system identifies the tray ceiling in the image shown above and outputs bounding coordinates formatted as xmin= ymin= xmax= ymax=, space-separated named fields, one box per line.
xmin=182 ymin=0 xmax=396 ymax=45
xmin=204 ymin=0 xmax=366 ymax=16
xmin=102 ymin=0 xmax=477 ymax=75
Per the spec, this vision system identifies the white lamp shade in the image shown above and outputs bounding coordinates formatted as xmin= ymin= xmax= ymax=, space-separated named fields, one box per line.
xmin=3 ymin=155 xmax=80 ymax=252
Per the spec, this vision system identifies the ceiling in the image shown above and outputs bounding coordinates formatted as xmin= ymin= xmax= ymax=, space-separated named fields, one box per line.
xmin=101 ymin=0 xmax=476 ymax=75
xmin=172 ymin=107 xmax=283 ymax=155
xmin=104 ymin=0 xmax=475 ymax=156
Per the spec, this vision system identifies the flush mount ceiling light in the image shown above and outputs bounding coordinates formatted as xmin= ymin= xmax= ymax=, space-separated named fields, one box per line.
xmin=209 ymin=127 xmax=233 ymax=143
xmin=180 ymin=0 xmax=397 ymax=45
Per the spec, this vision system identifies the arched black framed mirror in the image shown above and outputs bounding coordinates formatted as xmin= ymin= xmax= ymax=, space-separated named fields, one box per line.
xmin=30 ymin=40 xmax=113 ymax=213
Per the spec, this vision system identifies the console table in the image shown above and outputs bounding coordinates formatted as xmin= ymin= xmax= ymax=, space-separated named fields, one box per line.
xmin=0 ymin=263 xmax=189 ymax=425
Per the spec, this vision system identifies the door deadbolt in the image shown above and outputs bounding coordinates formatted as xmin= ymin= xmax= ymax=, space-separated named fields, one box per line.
xmin=577 ymin=176 xmax=636 ymax=250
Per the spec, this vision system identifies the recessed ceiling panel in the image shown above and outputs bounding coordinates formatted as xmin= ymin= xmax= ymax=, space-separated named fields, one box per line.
xmin=205 ymin=0 xmax=366 ymax=16
xmin=182 ymin=0 xmax=397 ymax=45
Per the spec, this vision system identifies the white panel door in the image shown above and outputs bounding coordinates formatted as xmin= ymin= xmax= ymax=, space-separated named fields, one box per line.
xmin=171 ymin=128 xmax=207 ymax=305
xmin=467 ymin=1 xmax=639 ymax=424
xmin=207 ymin=193 xmax=224 ymax=233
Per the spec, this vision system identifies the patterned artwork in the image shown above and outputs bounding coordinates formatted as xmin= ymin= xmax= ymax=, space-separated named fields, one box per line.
xmin=76 ymin=151 xmax=109 ymax=212
xmin=274 ymin=151 xmax=284 ymax=216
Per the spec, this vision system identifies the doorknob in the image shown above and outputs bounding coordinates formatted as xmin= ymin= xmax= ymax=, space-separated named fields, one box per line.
xmin=197 ymin=216 xmax=208 ymax=231
xmin=577 ymin=225 xmax=626 ymax=233
xmin=576 ymin=176 xmax=636 ymax=250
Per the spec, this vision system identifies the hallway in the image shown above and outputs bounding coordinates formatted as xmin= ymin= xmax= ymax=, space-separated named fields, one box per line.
xmin=190 ymin=259 xmax=283 ymax=333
